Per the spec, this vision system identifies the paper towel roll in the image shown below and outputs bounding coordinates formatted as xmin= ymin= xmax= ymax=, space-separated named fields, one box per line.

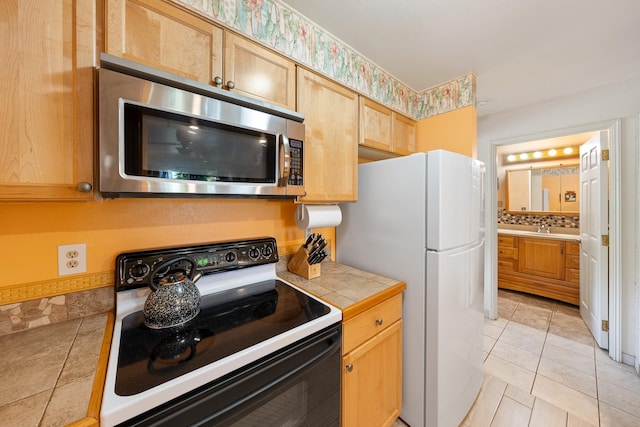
xmin=295 ymin=204 xmax=342 ymax=230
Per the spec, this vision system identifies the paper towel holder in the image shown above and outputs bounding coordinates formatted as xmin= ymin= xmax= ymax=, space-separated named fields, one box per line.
xmin=295 ymin=203 xmax=342 ymax=238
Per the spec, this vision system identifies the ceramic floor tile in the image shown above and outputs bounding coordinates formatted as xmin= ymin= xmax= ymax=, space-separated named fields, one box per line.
xmin=599 ymin=401 xmax=640 ymax=427
xmin=531 ymin=375 xmax=599 ymax=425
xmin=595 ymin=351 xmax=640 ymax=394
xmin=553 ymin=302 xmax=581 ymax=317
xmin=529 ymin=398 xmax=568 ymax=427
xmin=498 ymin=322 xmax=546 ymax=355
xmin=566 ymin=414 xmax=597 ymax=427
xmin=548 ymin=318 xmax=594 ymax=347
xmin=484 ymin=354 xmax=536 ymax=392
xmin=520 ymin=296 xmax=556 ymax=311
xmin=540 ymin=341 xmax=596 ymax=378
xmin=484 ymin=322 xmax=505 ymax=340
xmin=486 ymin=317 xmax=509 ymax=329
xmin=498 ymin=289 xmax=525 ymax=303
xmin=489 ymin=396 xmax=531 ymax=427
xmin=537 ymin=356 xmax=597 ymax=398
xmin=484 ymin=335 xmax=497 ymax=353
xmin=460 ymin=374 xmax=508 ymax=427
xmin=490 ymin=340 xmax=540 ymax=372
xmin=504 ymin=384 xmax=535 ymax=408
xmin=596 ymin=377 xmax=640 ymax=418
xmin=545 ymin=332 xmax=594 ymax=359
xmin=0 ymin=389 xmax=51 ymax=427
xmin=510 ymin=309 xmax=551 ymax=331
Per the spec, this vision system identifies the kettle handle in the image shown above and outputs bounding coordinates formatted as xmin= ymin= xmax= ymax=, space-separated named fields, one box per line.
xmin=149 ymin=256 xmax=198 ymax=291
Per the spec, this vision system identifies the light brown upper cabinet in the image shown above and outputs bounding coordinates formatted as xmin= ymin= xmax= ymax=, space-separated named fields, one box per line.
xmin=392 ymin=113 xmax=417 ymax=155
xmin=224 ymin=33 xmax=296 ymax=110
xmin=360 ymin=98 xmax=393 ymax=152
xmin=106 ymin=1 xmax=296 ymax=109
xmin=105 ymin=0 xmax=223 ymax=85
xmin=359 ymin=97 xmax=416 ymax=157
xmin=297 ymin=68 xmax=359 ymax=203
xmin=0 ymin=0 xmax=96 ymax=200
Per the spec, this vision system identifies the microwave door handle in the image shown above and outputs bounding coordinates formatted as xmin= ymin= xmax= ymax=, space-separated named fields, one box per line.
xmin=278 ymin=133 xmax=290 ymax=186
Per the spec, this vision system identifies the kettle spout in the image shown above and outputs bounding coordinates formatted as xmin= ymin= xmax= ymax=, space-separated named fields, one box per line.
xmin=192 ymin=270 xmax=204 ymax=283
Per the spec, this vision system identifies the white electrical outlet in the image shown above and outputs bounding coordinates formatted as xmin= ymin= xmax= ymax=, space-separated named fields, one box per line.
xmin=58 ymin=243 xmax=87 ymax=276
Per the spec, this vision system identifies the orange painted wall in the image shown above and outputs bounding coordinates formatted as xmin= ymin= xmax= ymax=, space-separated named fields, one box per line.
xmin=416 ymin=105 xmax=478 ymax=158
xmin=0 ymin=198 xmax=334 ymax=288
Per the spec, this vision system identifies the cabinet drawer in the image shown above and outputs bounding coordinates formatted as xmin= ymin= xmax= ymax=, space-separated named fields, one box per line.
xmin=566 ymin=254 xmax=580 ymax=269
xmin=566 ymin=241 xmax=580 ymax=256
xmin=498 ymin=235 xmax=517 ymax=247
xmin=497 ymin=247 xmax=518 ymax=260
xmin=566 ymin=268 xmax=580 ymax=284
xmin=498 ymin=259 xmax=517 ymax=271
xmin=343 ymin=293 xmax=402 ymax=355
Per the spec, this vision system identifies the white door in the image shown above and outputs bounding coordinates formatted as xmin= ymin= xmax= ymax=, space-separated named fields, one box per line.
xmin=579 ymin=131 xmax=609 ymax=349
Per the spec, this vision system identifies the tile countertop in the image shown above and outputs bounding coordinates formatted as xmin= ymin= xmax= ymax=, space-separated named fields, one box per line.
xmin=0 ymin=261 xmax=404 ymax=426
xmin=278 ymin=261 xmax=406 ymax=321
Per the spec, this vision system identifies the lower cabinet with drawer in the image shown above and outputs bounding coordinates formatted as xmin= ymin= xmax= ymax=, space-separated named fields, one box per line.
xmin=498 ymin=233 xmax=580 ymax=305
xmin=341 ymin=293 xmax=403 ymax=427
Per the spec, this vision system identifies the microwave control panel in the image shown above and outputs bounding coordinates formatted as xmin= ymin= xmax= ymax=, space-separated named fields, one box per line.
xmin=288 ymin=139 xmax=304 ymax=186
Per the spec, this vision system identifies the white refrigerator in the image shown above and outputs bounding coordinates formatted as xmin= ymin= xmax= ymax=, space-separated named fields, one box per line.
xmin=337 ymin=150 xmax=485 ymax=427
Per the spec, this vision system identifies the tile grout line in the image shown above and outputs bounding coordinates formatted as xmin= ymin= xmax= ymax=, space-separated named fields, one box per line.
xmin=38 ymin=319 xmax=83 ymax=426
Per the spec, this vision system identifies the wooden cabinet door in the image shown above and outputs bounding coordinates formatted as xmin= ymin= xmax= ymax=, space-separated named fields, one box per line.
xmin=297 ymin=68 xmax=358 ymax=202
xmin=0 ymin=0 xmax=95 ymax=200
xmin=518 ymin=237 xmax=566 ymax=280
xmin=392 ymin=113 xmax=416 ymax=155
xmin=342 ymin=320 xmax=402 ymax=427
xmin=224 ymin=33 xmax=296 ymax=110
xmin=105 ymin=0 xmax=223 ymax=85
xmin=359 ymin=97 xmax=392 ymax=152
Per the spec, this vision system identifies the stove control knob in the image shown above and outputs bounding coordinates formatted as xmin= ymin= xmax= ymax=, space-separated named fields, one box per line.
xmin=225 ymin=252 xmax=236 ymax=263
xmin=248 ymin=247 xmax=260 ymax=260
xmin=261 ymin=245 xmax=273 ymax=258
xmin=129 ymin=262 xmax=150 ymax=280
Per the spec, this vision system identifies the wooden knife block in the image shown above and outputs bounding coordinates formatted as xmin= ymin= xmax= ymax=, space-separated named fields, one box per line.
xmin=287 ymin=246 xmax=321 ymax=279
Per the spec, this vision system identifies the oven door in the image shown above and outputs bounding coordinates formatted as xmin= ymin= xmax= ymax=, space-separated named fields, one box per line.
xmin=117 ymin=324 xmax=341 ymax=427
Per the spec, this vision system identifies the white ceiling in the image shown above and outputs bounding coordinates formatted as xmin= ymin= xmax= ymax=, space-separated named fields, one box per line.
xmin=281 ymin=0 xmax=640 ymax=117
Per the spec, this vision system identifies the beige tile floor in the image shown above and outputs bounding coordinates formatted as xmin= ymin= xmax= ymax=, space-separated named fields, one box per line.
xmin=395 ymin=289 xmax=640 ymax=427
xmin=465 ymin=289 xmax=640 ymax=427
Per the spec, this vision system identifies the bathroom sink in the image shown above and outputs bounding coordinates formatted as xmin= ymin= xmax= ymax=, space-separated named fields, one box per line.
xmin=497 ymin=226 xmax=580 ymax=241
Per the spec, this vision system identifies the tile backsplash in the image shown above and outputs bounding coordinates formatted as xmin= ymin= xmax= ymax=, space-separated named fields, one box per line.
xmin=498 ymin=209 xmax=579 ymax=229
xmin=0 ymin=286 xmax=113 ymax=337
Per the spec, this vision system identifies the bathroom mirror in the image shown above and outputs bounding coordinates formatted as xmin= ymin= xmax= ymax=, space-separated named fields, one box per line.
xmin=506 ymin=165 xmax=579 ymax=214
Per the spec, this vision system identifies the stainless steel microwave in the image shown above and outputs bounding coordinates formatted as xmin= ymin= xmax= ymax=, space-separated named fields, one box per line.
xmin=98 ymin=54 xmax=305 ymax=198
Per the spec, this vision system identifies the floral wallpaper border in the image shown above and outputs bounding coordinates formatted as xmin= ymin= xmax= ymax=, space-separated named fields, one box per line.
xmin=173 ymin=0 xmax=476 ymax=120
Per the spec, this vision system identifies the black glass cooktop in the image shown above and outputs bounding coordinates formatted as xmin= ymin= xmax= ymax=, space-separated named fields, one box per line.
xmin=115 ymin=280 xmax=330 ymax=396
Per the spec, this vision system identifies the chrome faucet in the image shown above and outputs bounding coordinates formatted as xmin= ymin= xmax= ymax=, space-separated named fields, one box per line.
xmin=537 ymin=224 xmax=551 ymax=233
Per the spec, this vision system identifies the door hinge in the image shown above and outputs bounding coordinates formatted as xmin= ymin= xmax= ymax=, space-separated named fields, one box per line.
xmin=602 ymin=320 xmax=609 ymax=332
xmin=601 ymin=234 xmax=609 ymax=246
xmin=602 ymin=149 xmax=610 ymax=161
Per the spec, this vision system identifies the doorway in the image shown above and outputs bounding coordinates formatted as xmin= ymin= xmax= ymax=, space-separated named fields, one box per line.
xmin=485 ymin=119 xmax=622 ymax=362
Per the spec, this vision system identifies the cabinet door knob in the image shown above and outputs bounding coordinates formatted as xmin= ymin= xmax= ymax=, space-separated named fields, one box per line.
xmin=213 ymin=76 xmax=223 ymax=86
xmin=226 ymin=80 xmax=235 ymax=90
xmin=345 ymin=364 xmax=353 ymax=372
xmin=76 ymin=182 xmax=92 ymax=193
xmin=375 ymin=318 xmax=384 ymax=326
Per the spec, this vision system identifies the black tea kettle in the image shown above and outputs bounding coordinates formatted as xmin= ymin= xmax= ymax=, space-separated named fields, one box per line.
xmin=143 ymin=257 xmax=202 ymax=329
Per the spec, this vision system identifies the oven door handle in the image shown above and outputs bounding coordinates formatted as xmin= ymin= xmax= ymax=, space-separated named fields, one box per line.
xmin=278 ymin=133 xmax=290 ymax=187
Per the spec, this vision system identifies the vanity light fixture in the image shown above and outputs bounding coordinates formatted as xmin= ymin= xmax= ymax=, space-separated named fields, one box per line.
xmin=504 ymin=146 xmax=580 ymax=163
